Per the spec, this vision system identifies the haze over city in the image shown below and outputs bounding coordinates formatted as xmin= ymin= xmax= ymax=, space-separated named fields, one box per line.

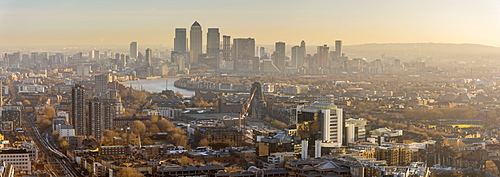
xmin=1 ymin=0 xmax=500 ymax=47
xmin=3 ymin=1 xmax=500 ymax=177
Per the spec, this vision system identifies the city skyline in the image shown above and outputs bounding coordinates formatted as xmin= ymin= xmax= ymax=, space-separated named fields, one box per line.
xmin=1 ymin=0 xmax=500 ymax=47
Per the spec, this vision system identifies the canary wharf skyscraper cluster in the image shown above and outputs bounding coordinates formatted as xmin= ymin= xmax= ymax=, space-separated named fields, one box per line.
xmin=170 ymin=21 xmax=344 ymax=75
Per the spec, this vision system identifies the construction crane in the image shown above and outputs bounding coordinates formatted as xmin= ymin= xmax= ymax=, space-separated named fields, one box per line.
xmin=236 ymin=88 xmax=257 ymax=146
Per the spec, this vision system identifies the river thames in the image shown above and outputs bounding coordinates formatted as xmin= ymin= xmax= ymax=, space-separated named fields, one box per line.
xmin=121 ymin=77 xmax=195 ymax=97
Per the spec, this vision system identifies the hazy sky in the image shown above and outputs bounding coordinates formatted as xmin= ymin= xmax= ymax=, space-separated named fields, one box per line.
xmin=1 ymin=0 xmax=500 ymax=48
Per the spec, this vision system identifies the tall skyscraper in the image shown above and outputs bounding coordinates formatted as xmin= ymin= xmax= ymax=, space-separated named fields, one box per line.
xmin=207 ymin=28 xmax=220 ymax=58
xmin=72 ymin=85 xmax=86 ymax=136
xmin=189 ymin=21 xmax=202 ymax=63
xmin=317 ymin=44 xmax=330 ymax=69
xmin=12 ymin=52 xmax=22 ymax=66
xmin=273 ymin=42 xmax=286 ymax=72
xmin=233 ymin=38 xmax=255 ymax=71
xmin=249 ymin=82 xmax=266 ymax=119
xmin=130 ymin=41 xmax=138 ymax=59
xmin=174 ymin=28 xmax=187 ymax=52
xmin=94 ymin=50 xmax=100 ymax=60
xmin=335 ymin=40 xmax=342 ymax=59
xmin=145 ymin=48 xmax=152 ymax=67
xmin=222 ymin=35 xmax=231 ymax=61
xmin=296 ymin=102 xmax=344 ymax=157
xmin=120 ymin=53 xmax=127 ymax=68
xmin=394 ymin=59 xmax=402 ymax=71
xmin=89 ymin=50 xmax=99 ymax=60
xmin=291 ymin=46 xmax=299 ymax=68
xmin=299 ymin=40 xmax=306 ymax=67
xmin=259 ymin=47 xmax=266 ymax=59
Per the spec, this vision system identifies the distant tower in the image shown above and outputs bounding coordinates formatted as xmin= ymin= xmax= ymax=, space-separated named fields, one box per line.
xmin=145 ymin=48 xmax=152 ymax=67
xmin=72 ymin=85 xmax=86 ymax=136
xmin=120 ymin=53 xmax=127 ymax=68
xmin=394 ymin=59 xmax=402 ymax=71
xmin=299 ymin=40 xmax=306 ymax=67
xmin=335 ymin=40 xmax=342 ymax=59
xmin=207 ymin=28 xmax=220 ymax=58
xmin=317 ymin=44 xmax=330 ymax=68
xmin=233 ymin=38 xmax=255 ymax=71
xmin=249 ymin=82 xmax=266 ymax=119
xmin=273 ymin=42 xmax=286 ymax=72
xmin=190 ymin=21 xmax=202 ymax=63
xmin=222 ymin=35 xmax=231 ymax=61
xmin=259 ymin=47 xmax=266 ymax=59
xmin=90 ymin=50 xmax=100 ymax=60
xmin=130 ymin=41 xmax=138 ymax=59
xmin=291 ymin=46 xmax=299 ymax=67
xmin=174 ymin=28 xmax=187 ymax=52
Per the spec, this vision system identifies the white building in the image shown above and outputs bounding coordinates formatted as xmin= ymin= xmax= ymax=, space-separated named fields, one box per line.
xmin=18 ymin=84 xmax=46 ymax=93
xmin=0 ymin=163 xmax=14 ymax=177
xmin=57 ymin=111 xmax=70 ymax=123
xmin=345 ymin=118 xmax=367 ymax=144
xmin=264 ymin=152 xmax=296 ymax=168
xmin=56 ymin=124 xmax=75 ymax=137
xmin=0 ymin=149 xmax=31 ymax=172
xmin=296 ymin=103 xmax=343 ymax=158
xmin=155 ymin=107 xmax=176 ymax=119
xmin=262 ymin=83 xmax=275 ymax=93
xmin=18 ymin=141 xmax=38 ymax=160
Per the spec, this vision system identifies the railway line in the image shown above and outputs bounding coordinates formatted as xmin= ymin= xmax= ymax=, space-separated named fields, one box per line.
xmin=23 ymin=119 xmax=84 ymax=177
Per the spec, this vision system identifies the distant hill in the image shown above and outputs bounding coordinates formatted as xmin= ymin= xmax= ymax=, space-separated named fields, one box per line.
xmin=342 ymin=43 xmax=500 ymax=61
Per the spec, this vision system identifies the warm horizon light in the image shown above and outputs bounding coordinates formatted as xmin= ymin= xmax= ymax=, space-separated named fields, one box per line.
xmin=1 ymin=0 xmax=500 ymax=48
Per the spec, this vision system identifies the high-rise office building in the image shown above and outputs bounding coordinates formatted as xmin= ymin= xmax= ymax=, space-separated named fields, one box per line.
xmin=90 ymin=50 xmax=100 ymax=60
xmin=72 ymin=84 xmax=86 ymax=136
xmin=115 ymin=53 xmax=120 ymax=61
xmin=317 ymin=44 xmax=330 ymax=69
xmin=189 ymin=21 xmax=202 ymax=63
xmin=174 ymin=28 xmax=187 ymax=52
xmin=130 ymin=41 xmax=138 ymax=59
xmin=233 ymin=38 xmax=255 ymax=71
xmin=94 ymin=73 xmax=110 ymax=96
xmin=11 ymin=52 xmax=22 ymax=66
xmin=291 ymin=46 xmax=299 ymax=67
xmin=273 ymin=42 xmax=286 ymax=72
xmin=145 ymin=48 xmax=152 ymax=67
xmin=394 ymin=59 xmax=402 ymax=71
xmin=207 ymin=28 xmax=220 ymax=58
xmin=259 ymin=47 xmax=266 ymax=59
xmin=222 ymin=35 xmax=231 ymax=61
xmin=334 ymin=40 xmax=342 ymax=59
xmin=121 ymin=53 xmax=127 ymax=68
xmin=249 ymin=82 xmax=266 ymax=119
xmin=299 ymin=41 xmax=306 ymax=67
xmin=88 ymin=51 xmax=94 ymax=59
xmin=296 ymin=102 xmax=343 ymax=157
